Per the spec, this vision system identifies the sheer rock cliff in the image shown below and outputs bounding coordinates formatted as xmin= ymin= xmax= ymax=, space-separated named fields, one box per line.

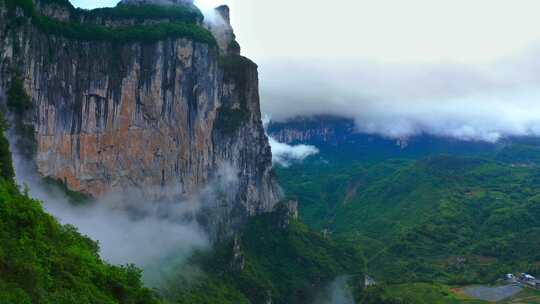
xmin=0 ymin=0 xmax=281 ymax=236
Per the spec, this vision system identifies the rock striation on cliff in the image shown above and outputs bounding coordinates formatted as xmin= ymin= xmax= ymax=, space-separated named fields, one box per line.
xmin=0 ymin=0 xmax=281 ymax=236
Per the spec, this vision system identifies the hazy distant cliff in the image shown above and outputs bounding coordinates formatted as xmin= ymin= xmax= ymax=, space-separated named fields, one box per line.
xmin=0 ymin=0 xmax=280 ymax=233
xmin=267 ymin=116 xmax=357 ymax=145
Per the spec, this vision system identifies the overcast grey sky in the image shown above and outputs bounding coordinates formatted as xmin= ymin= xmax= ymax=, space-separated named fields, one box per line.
xmin=71 ymin=0 xmax=540 ymax=141
xmin=72 ymin=0 xmax=540 ymax=64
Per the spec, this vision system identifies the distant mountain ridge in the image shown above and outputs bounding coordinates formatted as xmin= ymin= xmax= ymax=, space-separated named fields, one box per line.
xmin=267 ymin=115 xmax=357 ymax=145
xmin=268 ymin=115 xmax=504 ymax=163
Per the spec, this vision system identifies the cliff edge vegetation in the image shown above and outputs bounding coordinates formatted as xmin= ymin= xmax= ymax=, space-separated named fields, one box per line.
xmin=3 ymin=0 xmax=216 ymax=44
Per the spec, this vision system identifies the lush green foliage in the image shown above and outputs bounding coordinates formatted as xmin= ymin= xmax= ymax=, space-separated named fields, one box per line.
xmin=169 ymin=209 xmax=363 ymax=304
xmin=277 ymin=143 xmax=540 ymax=286
xmin=33 ymin=17 xmax=216 ymax=44
xmin=5 ymin=76 xmax=37 ymax=159
xmin=36 ymin=0 xmax=202 ymax=22
xmin=41 ymin=0 xmax=75 ymax=8
xmin=162 ymin=270 xmax=250 ymax=304
xmin=6 ymin=0 xmax=203 ymax=23
xmin=74 ymin=4 xmax=203 ymax=23
xmin=0 ymin=182 xmax=159 ymax=303
xmin=219 ymin=55 xmax=257 ymax=85
xmin=214 ymin=107 xmax=250 ymax=134
xmin=495 ymin=140 xmax=540 ymax=164
xmin=4 ymin=0 xmax=216 ymax=45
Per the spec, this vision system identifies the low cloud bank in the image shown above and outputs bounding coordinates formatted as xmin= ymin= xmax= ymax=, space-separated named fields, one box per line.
xmin=269 ymin=137 xmax=319 ymax=167
xmin=259 ymin=48 xmax=540 ymax=142
xmin=40 ymin=191 xmax=209 ymax=286
xmin=263 ymin=116 xmax=319 ymax=166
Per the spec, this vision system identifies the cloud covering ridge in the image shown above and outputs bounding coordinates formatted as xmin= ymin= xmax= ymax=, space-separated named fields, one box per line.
xmin=260 ymin=50 xmax=540 ymax=142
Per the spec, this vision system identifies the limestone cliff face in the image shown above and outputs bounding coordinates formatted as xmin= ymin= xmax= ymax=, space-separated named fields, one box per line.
xmin=0 ymin=0 xmax=280 ymax=234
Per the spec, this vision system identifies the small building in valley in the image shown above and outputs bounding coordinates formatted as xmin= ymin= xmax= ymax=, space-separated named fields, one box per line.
xmin=365 ymin=275 xmax=376 ymax=288
xmin=520 ymin=273 xmax=537 ymax=287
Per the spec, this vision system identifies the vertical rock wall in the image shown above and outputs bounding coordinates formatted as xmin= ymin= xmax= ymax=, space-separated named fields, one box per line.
xmin=0 ymin=0 xmax=281 ymax=236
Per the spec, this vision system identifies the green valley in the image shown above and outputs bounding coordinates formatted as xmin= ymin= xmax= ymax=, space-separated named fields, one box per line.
xmin=276 ymin=134 xmax=540 ymax=302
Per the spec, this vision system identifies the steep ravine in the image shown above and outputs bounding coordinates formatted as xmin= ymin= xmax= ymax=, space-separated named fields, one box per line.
xmin=0 ymin=0 xmax=281 ymax=237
